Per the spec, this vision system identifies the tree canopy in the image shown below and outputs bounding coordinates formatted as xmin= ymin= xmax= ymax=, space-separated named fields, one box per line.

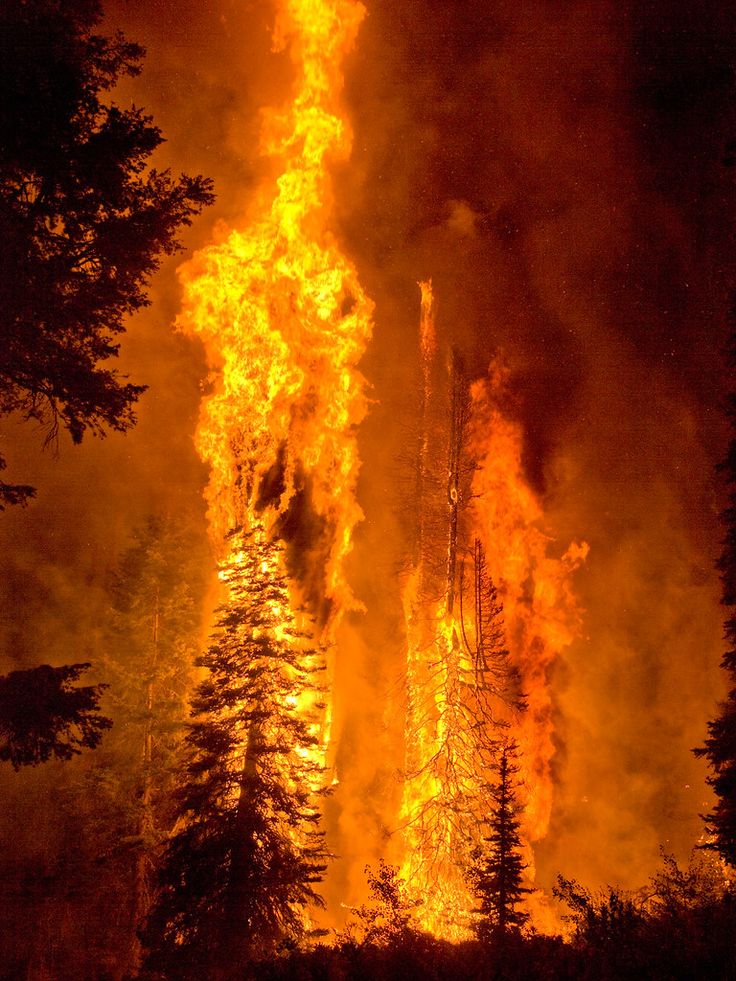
xmin=0 ymin=0 xmax=214 ymax=506
xmin=696 ymin=308 xmax=736 ymax=866
xmin=0 ymin=662 xmax=111 ymax=768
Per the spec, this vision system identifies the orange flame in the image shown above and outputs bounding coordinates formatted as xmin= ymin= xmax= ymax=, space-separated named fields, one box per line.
xmin=177 ymin=0 xmax=372 ymax=635
xmin=176 ymin=0 xmax=586 ymax=937
xmin=175 ymin=0 xmax=373 ymax=935
xmin=469 ymin=372 xmax=588 ymax=847
xmin=399 ymin=289 xmax=587 ymax=937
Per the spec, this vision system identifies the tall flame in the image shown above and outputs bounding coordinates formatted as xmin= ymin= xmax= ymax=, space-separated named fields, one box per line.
xmin=469 ymin=372 xmax=589 ymax=846
xmin=177 ymin=0 xmax=372 ymax=635
xmin=175 ymin=0 xmax=587 ymax=938
xmin=175 ymin=0 xmax=373 ymax=935
xmin=399 ymin=287 xmax=587 ymax=937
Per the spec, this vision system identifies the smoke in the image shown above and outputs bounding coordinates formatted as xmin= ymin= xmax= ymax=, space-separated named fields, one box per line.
xmin=2 ymin=0 xmax=735 ymax=930
xmin=334 ymin=0 xmax=736 ymax=896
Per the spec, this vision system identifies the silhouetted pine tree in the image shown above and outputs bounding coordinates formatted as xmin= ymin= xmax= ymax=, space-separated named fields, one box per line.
xmin=696 ymin=316 xmax=736 ymax=867
xmin=469 ymin=740 xmax=530 ymax=939
xmin=0 ymin=662 xmax=110 ymax=768
xmin=141 ymin=531 xmax=328 ymax=980
xmin=0 ymin=0 xmax=214 ymax=506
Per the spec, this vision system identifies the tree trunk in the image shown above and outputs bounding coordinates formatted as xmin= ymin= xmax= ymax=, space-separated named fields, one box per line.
xmin=445 ymin=350 xmax=467 ymax=615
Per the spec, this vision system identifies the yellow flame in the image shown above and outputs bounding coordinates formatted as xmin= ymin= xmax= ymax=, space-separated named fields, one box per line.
xmin=176 ymin=0 xmax=373 ymax=935
xmin=400 ymin=291 xmax=587 ymax=937
xmin=177 ymin=0 xmax=587 ymax=939
xmin=178 ymin=0 xmax=372 ymax=634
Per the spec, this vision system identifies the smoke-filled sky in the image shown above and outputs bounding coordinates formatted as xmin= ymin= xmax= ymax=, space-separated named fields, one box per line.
xmin=2 ymin=0 xmax=736 ymax=902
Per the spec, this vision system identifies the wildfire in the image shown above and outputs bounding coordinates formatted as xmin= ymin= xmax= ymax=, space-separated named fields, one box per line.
xmin=176 ymin=0 xmax=586 ymax=941
xmin=174 ymin=0 xmax=373 ymax=937
xmin=469 ymin=376 xmax=588 ymax=846
xmin=177 ymin=0 xmax=372 ymax=636
xmin=399 ymin=287 xmax=587 ymax=938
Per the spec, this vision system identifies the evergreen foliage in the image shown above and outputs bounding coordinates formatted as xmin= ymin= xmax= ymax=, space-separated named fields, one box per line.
xmin=0 ymin=517 xmax=204 ymax=979
xmin=93 ymin=515 xmax=204 ymax=972
xmin=469 ymin=740 xmax=530 ymax=939
xmin=696 ymin=314 xmax=736 ymax=866
xmin=0 ymin=662 xmax=110 ymax=768
xmin=101 ymin=515 xmax=203 ymax=832
xmin=142 ymin=532 xmax=329 ymax=980
xmin=0 ymin=0 xmax=214 ymax=505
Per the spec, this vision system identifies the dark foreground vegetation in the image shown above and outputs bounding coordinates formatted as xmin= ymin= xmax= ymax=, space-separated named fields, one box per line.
xmin=2 ymin=1 xmax=736 ymax=980
xmin=256 ymin=927 xmax=736 ymax=981
xmin=249 ymin=855 xmax=736 ymax=981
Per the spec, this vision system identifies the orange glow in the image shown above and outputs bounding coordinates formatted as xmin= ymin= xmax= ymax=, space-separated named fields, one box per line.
xmin=399 ymin=288 xmax=587 ymax=937
xmin=175 ymin=0 xmax=373 ymax=934
xmin=469 ymin=371 xmax=588 ymax=848
xmin=178 ymin=0 xmax=586 ymax=938
xmin=177 ymin=0 xmax=372 ymax=633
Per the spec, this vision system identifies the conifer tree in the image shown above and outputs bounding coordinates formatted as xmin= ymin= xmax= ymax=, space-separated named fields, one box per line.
xmin=696 ymin=317 xmax=736 ymax=867
xmin=0 ymin=517 xmax=204 ymax=979
xmin=97 ymin=515 xmax=203 ymax=968
xmin=0 ymin=0 xmax=214 ymax=505
xmin=469 ymin=740 xmax=530 ymax=939
xmin=0 ymin=661 xmax=110 ymax=768
xmin=142 ymin=531 xmax=328 ymax=980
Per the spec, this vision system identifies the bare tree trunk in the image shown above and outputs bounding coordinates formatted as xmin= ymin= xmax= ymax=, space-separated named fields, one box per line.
xmin=129 ymin=588 xmax=159 ymax=972
xmin=413 ymin=280 xmax=436 ymax=566
xmin=445 ymin=349 xmax=468 ymax=615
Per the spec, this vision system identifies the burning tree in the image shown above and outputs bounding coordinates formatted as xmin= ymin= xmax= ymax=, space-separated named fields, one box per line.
xmin=469 ymin=740 xmax=530 ymax=940
xmin=141 ymin=532 xmax=329 ymax=980
xmin=400 ymin=294 xmax=525 ymax=934
xmin=459 ymin=539 xmax=524 ymax=716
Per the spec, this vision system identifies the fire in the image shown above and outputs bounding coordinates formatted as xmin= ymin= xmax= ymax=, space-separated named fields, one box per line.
xmin=177 ymin=0 xmax=372 ymax=632
xmin=399 ymin=287 xmax=587 ymax=937
xmin=176 ymin=0 xmax=586 ymax=940
xmin=174 ymin=0 xmax=373 ymax=937
xmin=469 ymin=374 xmax=589 ymax=846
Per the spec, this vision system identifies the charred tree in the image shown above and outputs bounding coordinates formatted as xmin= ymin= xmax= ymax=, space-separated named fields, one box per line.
xmin=405 ymin=280 xmax=437 ymax=568
xmin=459 ymin=539 xmax=525 ymax=722
xmin=445 ymin=348 xmax=472 ymax=615
xmin=141 ymin=532 xmax=328 ymax=980
xmin=469 ymin=741 xmax=530 ymax=939
xmin=400 ymin=330 xmax=524 ymax=932
xmin=696 ymin=311 xmax=736 ymax=867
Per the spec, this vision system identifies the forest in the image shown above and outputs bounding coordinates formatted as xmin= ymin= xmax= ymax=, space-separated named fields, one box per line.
xmin=2 ymin=0 xmax=736 ymax=978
